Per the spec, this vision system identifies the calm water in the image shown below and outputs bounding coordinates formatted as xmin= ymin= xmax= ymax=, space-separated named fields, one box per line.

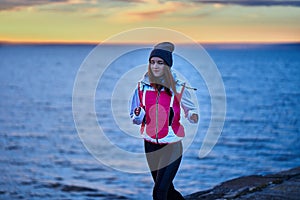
xmin=0 ymin=43 xmax=299 ymax=199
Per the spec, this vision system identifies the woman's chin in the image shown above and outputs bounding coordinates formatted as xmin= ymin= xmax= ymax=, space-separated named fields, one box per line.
xmin=153 ymin=73 xmax=163 ymax=78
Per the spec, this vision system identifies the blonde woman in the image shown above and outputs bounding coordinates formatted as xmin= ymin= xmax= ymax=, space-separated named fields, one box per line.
xmin=130 ymin=42 xmax=198 ymax=200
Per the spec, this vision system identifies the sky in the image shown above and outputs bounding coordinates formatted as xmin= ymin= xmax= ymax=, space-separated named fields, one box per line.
xmin=0 ymin=0 xmax=300 ymax=43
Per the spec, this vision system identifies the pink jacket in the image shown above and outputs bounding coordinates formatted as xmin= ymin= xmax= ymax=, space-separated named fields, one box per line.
xmin=130 ymin=72 xmax=198 ymax=144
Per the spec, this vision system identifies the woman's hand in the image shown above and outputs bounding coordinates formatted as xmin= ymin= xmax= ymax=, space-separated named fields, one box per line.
xmin=132 ymin=107 xmax=145 ymax=125
xmin=190 ymin=113 xmax=198 ymax=123
xmin=134 ymin=107 xmax=141 ymax=116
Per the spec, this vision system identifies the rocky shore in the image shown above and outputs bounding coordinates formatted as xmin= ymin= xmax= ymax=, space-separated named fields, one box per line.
xmin=185 ymin=166 xmax=300 ymax=200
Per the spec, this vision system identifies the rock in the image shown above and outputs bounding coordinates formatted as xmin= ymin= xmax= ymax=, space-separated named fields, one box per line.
xmin=185 ymin=166 xmax=300 ymax=200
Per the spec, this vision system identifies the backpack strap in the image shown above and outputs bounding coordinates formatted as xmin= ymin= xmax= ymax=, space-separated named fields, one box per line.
xmin=138 ymin=82 xmax=147 ymax=106
xmin=170 ymin=92 xmax=175 ymax=107
xmin=137 ymin=82 xmax=146 ymax=134
xmin=175 ymin=82 xmax=186 ymax=103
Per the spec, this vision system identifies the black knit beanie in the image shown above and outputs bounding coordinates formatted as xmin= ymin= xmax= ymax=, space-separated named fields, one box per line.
xmin=149 ymin=42 xmax=175 ymax=67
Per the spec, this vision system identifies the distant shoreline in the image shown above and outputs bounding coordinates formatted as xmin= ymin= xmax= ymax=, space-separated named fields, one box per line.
xmin=1 ymin=41 xmax=300 ymax=51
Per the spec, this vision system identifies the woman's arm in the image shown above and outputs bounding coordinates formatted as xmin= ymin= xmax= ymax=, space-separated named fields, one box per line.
xmin=180 ymin=88 xmax=199 ymax=123
xmin=129 ymin=87 xmax=145 ymax=125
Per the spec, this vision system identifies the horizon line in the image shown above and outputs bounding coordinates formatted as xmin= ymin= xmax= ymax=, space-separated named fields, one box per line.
xmin=1 ymin=40 xmax=300 ymax=46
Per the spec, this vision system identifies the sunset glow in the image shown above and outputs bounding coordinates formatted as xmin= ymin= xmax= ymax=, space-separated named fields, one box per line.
xmin=0 ymin=0 xmax=300 ymax=44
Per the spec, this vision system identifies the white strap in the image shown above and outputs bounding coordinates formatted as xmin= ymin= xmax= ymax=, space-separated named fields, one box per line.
xmin=170 ymin=93 xmax=174 ymax=107
xmin=142 ymin=88 xmax=146 ymax=106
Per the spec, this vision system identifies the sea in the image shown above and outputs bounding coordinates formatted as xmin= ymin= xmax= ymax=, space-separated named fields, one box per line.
xmin=0 ymin=43 xmax=299 ymax=199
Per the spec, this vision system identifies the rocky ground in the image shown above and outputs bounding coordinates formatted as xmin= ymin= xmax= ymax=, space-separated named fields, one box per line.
xmin=185 ymin=166 xmax=300 ymax=200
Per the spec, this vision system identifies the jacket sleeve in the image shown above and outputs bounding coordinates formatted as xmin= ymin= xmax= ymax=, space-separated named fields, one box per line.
xmin=129 ymin=87 xmax=145 ymax=125
xmin=180 ymin=88 xmax=198 ymax=123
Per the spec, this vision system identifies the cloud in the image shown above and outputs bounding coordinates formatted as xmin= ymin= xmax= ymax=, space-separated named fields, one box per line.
xmin=110 ymin=0 xmax=144 ymax=2
xmin=98 ymin=0 xmax=145 ymax=9
xmin=0 ymin=0 xmax=144 ymax=11
xmin=129 ymin=9 xmax=169 ymax=19
xmin=121 ymin=1 xmax=193 ymax=21
xmin=0 ymin=0 xmax=71 ymax=11
xmin=192 ymin=0 xmax=300 ymax=7
xmin=2 ymin=0 xmax=300 ymax=12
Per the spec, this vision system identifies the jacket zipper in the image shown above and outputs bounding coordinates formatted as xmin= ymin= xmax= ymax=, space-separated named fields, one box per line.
xmin=155 ymin=90 xmax=160 ymax=144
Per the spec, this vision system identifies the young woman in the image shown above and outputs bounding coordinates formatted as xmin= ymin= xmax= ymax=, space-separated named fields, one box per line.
xmin=129 ymin=42 xmax=198 ymax=200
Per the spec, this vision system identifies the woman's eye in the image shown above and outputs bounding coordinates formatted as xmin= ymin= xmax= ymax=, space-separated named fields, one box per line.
xmin=150 ymin=60 xmax=164 ymax=65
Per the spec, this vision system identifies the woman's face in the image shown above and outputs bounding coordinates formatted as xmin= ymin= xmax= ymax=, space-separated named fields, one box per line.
xmin=150 ymin=57 xmax=165 ymax=77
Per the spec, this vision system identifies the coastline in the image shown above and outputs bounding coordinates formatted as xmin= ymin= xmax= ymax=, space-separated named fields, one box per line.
xmin=185 ymin=166 xmax=300 ymax=200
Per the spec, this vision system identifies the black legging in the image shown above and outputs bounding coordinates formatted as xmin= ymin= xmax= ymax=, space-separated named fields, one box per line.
xmin=144 ymin=140 xmax=185 ymax=200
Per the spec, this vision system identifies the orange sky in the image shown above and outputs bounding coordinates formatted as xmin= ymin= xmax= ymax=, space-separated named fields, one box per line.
xmin=0 ymin=0 xmax=300 ymax=43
